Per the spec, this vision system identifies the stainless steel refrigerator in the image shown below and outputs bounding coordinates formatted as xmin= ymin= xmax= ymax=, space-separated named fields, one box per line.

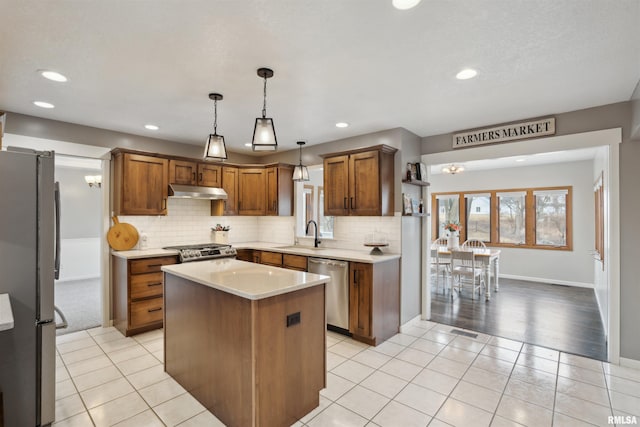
xmin=0 ymin=148 xmax=59 ymax=426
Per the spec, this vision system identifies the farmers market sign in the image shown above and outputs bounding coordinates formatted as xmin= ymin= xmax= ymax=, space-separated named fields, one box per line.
xmin=453 ymin=117 xmax=555 ymax=149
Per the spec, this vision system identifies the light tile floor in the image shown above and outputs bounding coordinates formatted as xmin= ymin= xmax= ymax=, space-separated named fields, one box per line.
xmin=53 ymin=319 xmax=640 ymax=426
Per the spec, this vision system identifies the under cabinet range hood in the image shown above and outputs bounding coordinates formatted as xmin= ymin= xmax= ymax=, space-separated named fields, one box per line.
xmin=168 ymin=184 xmax=228 ymax=200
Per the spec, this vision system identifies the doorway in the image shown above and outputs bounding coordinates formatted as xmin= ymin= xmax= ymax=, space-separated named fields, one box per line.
xmin=422 ymin=128 xmax=621 ymax=362
xmin=54 ymin=155 xmax=103 ymax=334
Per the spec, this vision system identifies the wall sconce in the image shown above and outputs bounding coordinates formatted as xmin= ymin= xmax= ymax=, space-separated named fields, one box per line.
xmin=85 ymin=175 xmax=102 ymax=188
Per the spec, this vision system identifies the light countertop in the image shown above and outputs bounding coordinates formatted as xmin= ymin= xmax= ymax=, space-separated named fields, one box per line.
xmin=0 ymin=293 xmax=14 ymax=331
xmin=235 ymin=242 xmax=401 ymax=264
xmin=113 ymin=242 xmax=400 ymax=263
xmin=162 ymin=258 xmax=330 ymax=300
xmin=111 ymin=248 xmax=179 ymax=259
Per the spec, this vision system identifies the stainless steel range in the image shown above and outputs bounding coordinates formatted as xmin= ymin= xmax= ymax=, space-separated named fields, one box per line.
xmin=163 ymin=243 xmax=237 ymax=263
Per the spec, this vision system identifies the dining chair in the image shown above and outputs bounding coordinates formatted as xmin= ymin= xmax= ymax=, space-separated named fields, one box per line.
xmin=430 ymin=238 xmax=450 ymax=294
xmin=462 ymin=239 xmax=487 ymax=250
xmin=451 ymin=250 xmax=484 ymax=300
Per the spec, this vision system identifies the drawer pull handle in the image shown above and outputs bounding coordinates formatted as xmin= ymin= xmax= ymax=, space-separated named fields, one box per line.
xmin=148 ymin=307 xmax=162 ymax=313
xmin=147 ymin=282 xmax=162 ymax=287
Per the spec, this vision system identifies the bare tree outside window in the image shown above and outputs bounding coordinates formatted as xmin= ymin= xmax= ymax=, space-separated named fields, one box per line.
xmin=437 ymin=196 xmax=459 ymax=238
xmin=535 ymin=193 xmax=567 ymax=246
xmin=498 ymin=193 xmax=526 ymax=244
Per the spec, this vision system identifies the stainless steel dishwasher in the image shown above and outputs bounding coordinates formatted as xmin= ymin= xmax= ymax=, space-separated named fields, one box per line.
xmin=308 ymin=258 xmax=349 ymax=331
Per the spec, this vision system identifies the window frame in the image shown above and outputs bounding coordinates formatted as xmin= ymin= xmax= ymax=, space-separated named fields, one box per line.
xmin=432 ymin=186 xmax=573 ymax=251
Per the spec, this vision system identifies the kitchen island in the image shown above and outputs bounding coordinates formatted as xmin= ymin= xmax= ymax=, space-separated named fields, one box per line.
xmin=162 ymin=259 xmax=329 ymax=427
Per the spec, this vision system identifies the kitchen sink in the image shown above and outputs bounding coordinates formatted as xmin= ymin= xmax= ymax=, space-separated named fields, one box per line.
xmin=276 ymin=245 xmax=325 ymax=251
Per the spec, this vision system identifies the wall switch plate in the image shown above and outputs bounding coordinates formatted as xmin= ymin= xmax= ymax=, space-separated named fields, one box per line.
xmin=286 ymin=312 xmax=301 ymax=327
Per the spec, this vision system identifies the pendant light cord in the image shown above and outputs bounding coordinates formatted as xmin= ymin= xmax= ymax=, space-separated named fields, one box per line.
xmin=262 ymin=76 xmax=267 ymax=118
xmin=213 ymin=98 xmax=218 ymax=134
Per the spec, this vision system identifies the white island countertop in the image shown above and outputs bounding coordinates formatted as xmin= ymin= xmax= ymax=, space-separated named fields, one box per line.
xmin=162 ymin=258 xmax=330 ymax=300
xmin=0 ymin=293 xmax=14 ymax=331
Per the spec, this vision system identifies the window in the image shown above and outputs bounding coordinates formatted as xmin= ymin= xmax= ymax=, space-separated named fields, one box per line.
xmin=497 ymin=192 xmax=526 ymax=244
xmin=318 ymin=187 xmax=334 ymax=238
xmin=534 ymin=189 xmax=568 ymax=246
xmin=436 ymin=194 xmax=459 ymax=238
xmin=432 ymin=186 xmax=572 ymax=250
xmin=465 ymin=194 xmax=490 ymax=241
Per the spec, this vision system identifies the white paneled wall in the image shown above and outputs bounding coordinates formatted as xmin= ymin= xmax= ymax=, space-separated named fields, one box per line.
xmin=118 ymin=198 xmax=401 ymax=254
xmin=58 ymin=238 xmax=101 ymax=282
xmin=297 ymin=215 xmax=402 ymax=253
xmin=118 ymin=199 xmax=260 ymax=248
xmin=257 ymin=216 xmax=296 ymax=244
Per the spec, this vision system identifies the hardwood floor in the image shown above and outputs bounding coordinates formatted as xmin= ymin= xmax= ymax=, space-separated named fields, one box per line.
xmin=430 ymin=277 xmax=608 ymax=361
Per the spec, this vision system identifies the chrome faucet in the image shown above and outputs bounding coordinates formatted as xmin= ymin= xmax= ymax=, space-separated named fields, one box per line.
xmin=305 ymin=220 xmax=321 ymax=248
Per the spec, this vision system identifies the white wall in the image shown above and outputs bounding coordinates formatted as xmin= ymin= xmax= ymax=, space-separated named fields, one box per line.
xmin=429 ymin=160 xmax=595 ymax=287
xmin=58 ymin=238 xmax=101 ymax=281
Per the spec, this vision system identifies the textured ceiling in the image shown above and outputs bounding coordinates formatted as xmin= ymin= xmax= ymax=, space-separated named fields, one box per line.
xmin=1 ymin=1 xmax=639 ymax=155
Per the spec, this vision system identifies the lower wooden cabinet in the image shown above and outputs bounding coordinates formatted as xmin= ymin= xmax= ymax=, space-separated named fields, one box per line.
xmin=112 ymin=255 xmax=178 ymax=336
xmin=349 ymin=259 xmax=400 ymax=346
xmin=259 ymin=251 xmax=283 ymax=267
xmin=283 ymin=254 xmax=308 ymax=271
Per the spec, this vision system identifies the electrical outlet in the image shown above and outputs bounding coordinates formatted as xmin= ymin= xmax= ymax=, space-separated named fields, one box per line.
xmin=286 ymin=312 xmax=300 ymax=327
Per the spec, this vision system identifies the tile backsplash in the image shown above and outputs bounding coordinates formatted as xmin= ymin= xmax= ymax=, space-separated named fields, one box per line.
xmin=118 ymin=198 xmax=401 ymax=254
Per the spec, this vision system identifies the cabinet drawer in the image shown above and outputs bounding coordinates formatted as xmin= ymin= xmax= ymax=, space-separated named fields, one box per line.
xmin=260 ymin=251 xmax=282 ymax=266
xmin=283 ymin=254 xmax=307 ymax=271
xmin=130 ymin=272 xmax=164 ymax=300
xmin=130 ymin=298 xmax=163 ymax=327
xmin=130 ymin=256 xmax=177 ymax=275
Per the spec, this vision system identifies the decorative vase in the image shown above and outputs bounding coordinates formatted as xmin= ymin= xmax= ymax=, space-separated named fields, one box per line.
xmin=212 ymin=230 xmax=229 ymax=244
xmin=447 ymin=233 xmax=460 ymax=250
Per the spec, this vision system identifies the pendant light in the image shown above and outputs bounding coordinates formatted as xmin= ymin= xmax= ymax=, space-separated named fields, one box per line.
xmin=204 ymin=93 xmax=228 ymax=160
xmin=292 ymin=141 xmax=310 ymax=181
xmin=251 ymin=67 xmax=277 ymax=151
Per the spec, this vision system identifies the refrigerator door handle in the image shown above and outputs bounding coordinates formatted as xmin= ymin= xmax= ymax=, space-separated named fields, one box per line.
xmin=54 ymin=181 xmax=61 ymax=280
xmin=54 ymin=305 xmax=68 ymax=329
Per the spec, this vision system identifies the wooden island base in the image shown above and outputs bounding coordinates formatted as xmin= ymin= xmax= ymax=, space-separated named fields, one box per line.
xmin=164 ymin=273 xmax=326 ymax=427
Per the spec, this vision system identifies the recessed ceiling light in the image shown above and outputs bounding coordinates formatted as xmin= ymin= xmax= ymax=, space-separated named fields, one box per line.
xmin=144 ymin=124 xmax=159 ymax=130
xmin=335 ymin=122 xmax=349 ymax=128
xmin=392 ymin=0 xmax=421 ymax=10
xmin=244 ymin=143 xmax=252 ymax=147
xmin=40 ymin=70 xmax=68 ymax=82
xmin=33 ymin=101 xmax=55 ymax=109
xmin=456 ymin=68 xmax=478 ymax=80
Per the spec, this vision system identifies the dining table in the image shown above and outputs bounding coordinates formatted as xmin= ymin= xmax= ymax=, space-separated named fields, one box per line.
xmin=432 ymin=247 xmax=501 ymax=301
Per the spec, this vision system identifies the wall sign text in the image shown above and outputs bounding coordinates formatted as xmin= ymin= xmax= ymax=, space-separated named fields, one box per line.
xmin=453 ymin=117 xmax=556 ymax=149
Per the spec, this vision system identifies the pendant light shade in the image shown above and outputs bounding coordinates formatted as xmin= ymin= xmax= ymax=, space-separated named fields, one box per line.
xmin=252 ymin=68 xmax=278 ymax=151
xmin=204 ymin=93 xmax=228 ymax=160
xmin=292 ymin=141 xmax=310 ymax=181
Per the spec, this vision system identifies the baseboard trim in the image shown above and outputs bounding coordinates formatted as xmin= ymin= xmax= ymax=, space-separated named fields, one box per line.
xmin=400 ymin=314 xmax=422 ymax=333
xmin=500 ymin=274 xmax=594 ymax=289
xmin=55 ymin=275 xmax=100 ymax=283
xmin=620 ymin=357 xmax=640 ymax=370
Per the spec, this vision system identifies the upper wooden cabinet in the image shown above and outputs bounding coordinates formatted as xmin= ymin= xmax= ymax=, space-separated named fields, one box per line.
xmin=113 ymin=153 xmax=169 ymax=215
xmin=169 ymin=160 xmax=221 ymax=187
xmin=323 ymin=145 xmax=396 ymax=216
xmin=221 ymin=166 xmax=239 ymax=215
xmin=266 ymin=166 xmax=293 ymax=216
xmin=238 ymin=168 xmax=266 ymax=215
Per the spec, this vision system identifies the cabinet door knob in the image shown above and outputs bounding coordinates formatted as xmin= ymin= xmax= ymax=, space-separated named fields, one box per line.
xmin=344 ymin=197 xmax=347 ymax=209
xmin=350 ymin=197 xmax=355 ymax=209
xmin=199 ymin=173 xmax=203 ymax=181
xmin=192 ymin=172 xmax=196 ymax=181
